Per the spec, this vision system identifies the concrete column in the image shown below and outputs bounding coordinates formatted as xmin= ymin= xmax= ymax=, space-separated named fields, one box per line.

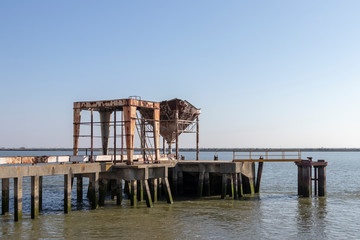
xmin=2 ymin=178 xmax=9 ymax=215
xmin=124 ymin=180 xmax=130 ymax=196
xmin=153 ymin=108 xmax=161 ymax=162
xmin=233 ymin=174 xmax=239 ymax=200
xmin=158 ymin=178 xmax=163 ymax=200
xmin=255 ymin=162 xmax=264 ymax=193
xmin=198 ymin=171 xmax=205 ymax=197
xmin=229 ymin=174 xmax=234 ymax=198
xmin=221 ymin=174 xmax=227 ymax=199
xmin=99 ymin=179 xmax=106 ymax=206
xmin=123 ymin=106 xmax=137 ymax=165
xmin=99 ymin=110 xmax=112 ymax=155
xmin=64 ymin=173 xmax=72 ymax=213
xmin=31 ymin=176 xmax=40 ymax=219
xmin=196 ymin=116 xmax=199 ymax=160
xmin=14 ymin=177 xmax=23 ymax=221
xmin=89 ymin=173 xmax=99 ymax=209
xmin=204 ymin=172 xmax=210 ymax=196
xmin=238 ymin=173 xmax=243 ymax=198
xmin=150 ymin=178 xmax=158 ymax=203
xmin=77 ymin=176 xmax=83 ymax=202
xmin=137 ymin=180 xmax=144 ymax=202
xmin=73 ymin=104 xmax=82 ymax=155
xmin=116 ymin=178 xmax=122 ymax=205
xmin=144 ymin=180 xmax=153 ymax=208
xmin=130 ymin=180 xmax=137 ymax=206
xmin=39 ymin=176 xmax=43 ymax=211
xmin=162 ymin=178 xmax=173 ymax=204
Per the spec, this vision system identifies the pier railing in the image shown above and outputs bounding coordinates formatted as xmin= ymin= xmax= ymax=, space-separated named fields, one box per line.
xmin=233 ymin=150 xmax=302 ymax=162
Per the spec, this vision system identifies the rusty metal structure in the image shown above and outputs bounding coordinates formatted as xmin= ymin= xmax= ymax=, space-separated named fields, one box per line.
xmin=73 ymin=97 xmax=201 ymax=164
xmin=140 ymin=98 xmax=201 ymax=160
xmin=73 ymin=97 xmax=161 ymax=165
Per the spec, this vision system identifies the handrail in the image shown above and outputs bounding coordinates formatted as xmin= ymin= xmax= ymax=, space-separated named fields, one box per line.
xmin=233 ymin=150 xmax=302 ymax=162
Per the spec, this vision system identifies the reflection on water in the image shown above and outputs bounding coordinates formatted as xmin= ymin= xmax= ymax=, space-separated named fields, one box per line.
xmin=296 ymin=197 xmax=327 ymax=239
xmin=1 ymin=151 xmax=360 ymax=239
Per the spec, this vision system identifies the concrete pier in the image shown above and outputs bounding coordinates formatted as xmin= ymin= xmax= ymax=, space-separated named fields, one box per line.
xmin=0 ymin=154 xmax=327 ymax=221
xmin=1 ymin=178 xmax=9 ymax=215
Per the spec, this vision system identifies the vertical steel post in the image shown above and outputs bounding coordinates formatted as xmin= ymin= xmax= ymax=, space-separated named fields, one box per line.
xmin=196 ymin=116 xmax=199 ymax=160
xmin=175 ymin=110 xmax=179 ymax=160
xmin=163 ymin=138 xmax=166 ymax=154
xmin=121 ymin=110 xmax=124 ymax=162
xmin=114 ymin=108 xmax=116 ymax=165
xmin=141 ymin=118 xmax=146 ymax=161
xmin=91 ymin=108 xmax=94 ymax=163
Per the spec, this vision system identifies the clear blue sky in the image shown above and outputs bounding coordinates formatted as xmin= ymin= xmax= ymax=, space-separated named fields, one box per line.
xmin=1 ymin=1 xmax=359 ymax=148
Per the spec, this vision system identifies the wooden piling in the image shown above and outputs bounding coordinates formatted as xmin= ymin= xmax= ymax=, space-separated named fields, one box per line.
xmin=31 ymin=176 xmax=40 ymax=219
xmin=14 ymin=177 xmax=22 ymax=221
xmin=318 ymin=160 xmax=327 ymax=196
xmin=296 ymin=161 xmax=312 ymax=197
xmin=64 ymin=174 xmax=72 ymax=213
xmin=2 ymin=178 xmax=9 ymax=215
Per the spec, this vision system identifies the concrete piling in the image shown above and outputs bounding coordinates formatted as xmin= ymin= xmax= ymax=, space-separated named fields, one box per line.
xmin=163 ymin=178 xmax=173 ymax=204
xmin=89 ymin=173 xmax=99 ymax=209
xmin=14 ymin=177 xmax=23 ymax=221
xmin=204 ymin=172 xmax=210 ymax=196
xmin=255 ymin=162 xmax=263 ymax=194
xmin=31 ymin=176 xmax=40 ymax=219
xmin=150 ymin=178 xmax=158 ymax=203
xmin=64 ymin=173 xmax=72 ymax=213
xmin=116 ymin=178 xmax=123 ymax=205
xmin=221 ymin=174 xmax=227 ymax=199
xmin=198 ymin=171 xmax=204 ymax=197
xmin=144 ymin=180 xmax=153 ymax=208
xmin=130 ymin=180 xmax=137 ymax=206
xmin=137 ymin=180 xmax=144 ymax=202
xmin=77 ymin=176 xmax=83 ymax=202
xmin=99 ymin=179 xmax=106 ymax=206
xmin=39 ymin=176 xmax=43 ymax=211
xmin=233 ymin=174 xmax=239 ymax=200
xmin=1 ymin=178 xmax=9 ymax=215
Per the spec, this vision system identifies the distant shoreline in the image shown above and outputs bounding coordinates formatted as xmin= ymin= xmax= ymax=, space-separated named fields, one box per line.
xmin=1 ymin=148 xmax=360 ymax=152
